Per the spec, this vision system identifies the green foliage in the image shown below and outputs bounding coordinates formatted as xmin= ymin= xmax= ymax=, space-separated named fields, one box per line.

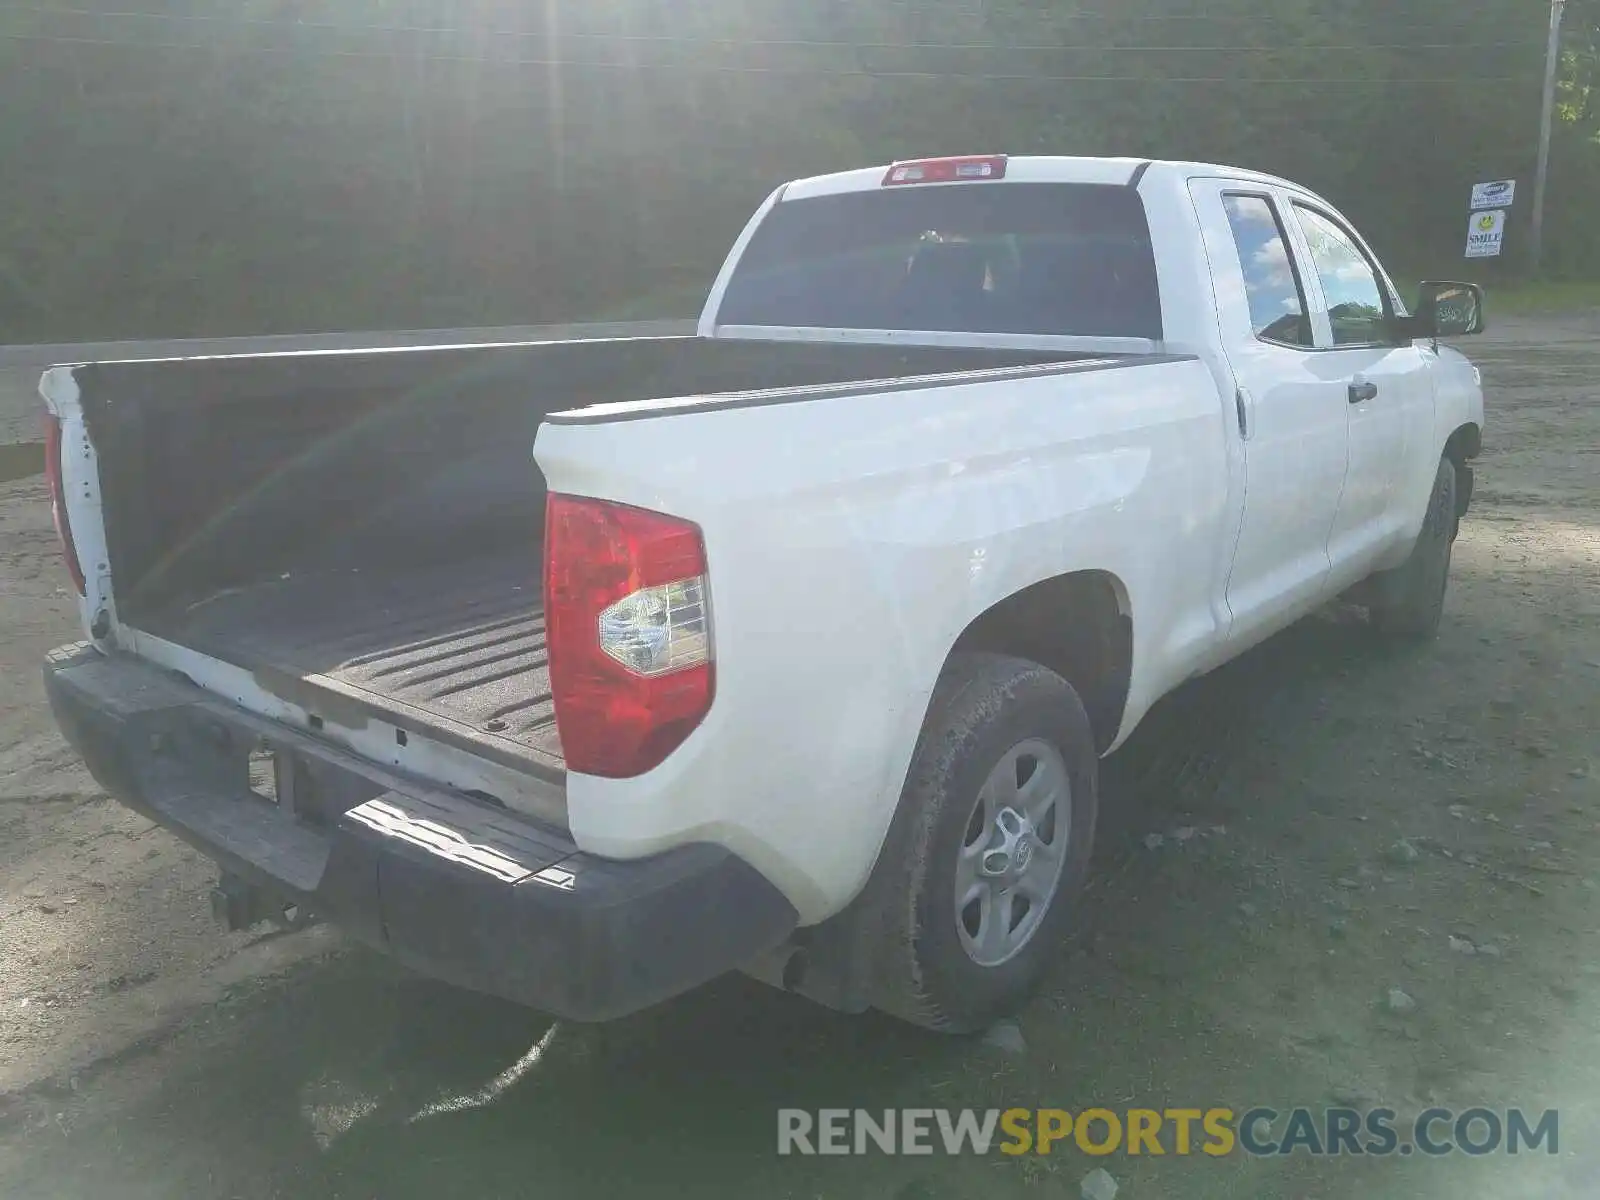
xmin=1489 ymin=278 xmax=1600 ymax=311
xmin=0 ymin=0 xmax=1595 ymax=341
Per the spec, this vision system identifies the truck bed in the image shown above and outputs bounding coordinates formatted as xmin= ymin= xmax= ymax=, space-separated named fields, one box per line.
xmin=69 ymin=334 xmax=1093 ymax=780
xmin=141 ymin=556 xmax=562 ymax=774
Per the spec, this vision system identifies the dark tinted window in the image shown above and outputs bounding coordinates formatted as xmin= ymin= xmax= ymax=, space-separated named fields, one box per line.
xmin=1221 ymin=194 xmax=1311 ymax=347
xmin=1293 ymin=205 xmax=1389 ymax=346
xmin=718 ymin=183 xmax=1162 ymax=340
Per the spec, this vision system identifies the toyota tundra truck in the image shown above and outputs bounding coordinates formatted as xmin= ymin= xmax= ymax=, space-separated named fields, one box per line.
xmin=40 ymin=156 xmax=1486 ymax=1032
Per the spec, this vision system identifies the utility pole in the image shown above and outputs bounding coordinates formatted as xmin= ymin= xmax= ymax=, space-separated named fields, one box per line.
xmin=1531 ymin=0 xmax=1567 ymax=274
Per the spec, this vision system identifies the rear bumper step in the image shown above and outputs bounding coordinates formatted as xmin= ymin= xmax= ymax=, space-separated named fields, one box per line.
xmin=44 ymin=644 xmax=797 ymax=1022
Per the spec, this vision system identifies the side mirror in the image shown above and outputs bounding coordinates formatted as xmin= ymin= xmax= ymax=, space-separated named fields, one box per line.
xmin=1413 ymin=281 xmax=1487 ymax=338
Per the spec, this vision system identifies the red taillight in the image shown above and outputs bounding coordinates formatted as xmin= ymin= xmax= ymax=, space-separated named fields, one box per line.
xmin=544 ymin=494 xmax=714 ymax=779
xmin=883 ymin=155 xmax=1008 ymax=186
xmin=43 ymin=414 xmax=87 ymax=596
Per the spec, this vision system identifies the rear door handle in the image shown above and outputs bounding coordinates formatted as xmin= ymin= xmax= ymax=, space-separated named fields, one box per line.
xmin=1348 ymin=379 xmax=1379 ymax=404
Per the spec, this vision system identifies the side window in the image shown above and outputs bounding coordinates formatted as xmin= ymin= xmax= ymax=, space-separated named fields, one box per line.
xmin=1292 ymin=206 xmax=1389 ymax=347
xmin=1221 ymin=194 xmax=1311 ymax=348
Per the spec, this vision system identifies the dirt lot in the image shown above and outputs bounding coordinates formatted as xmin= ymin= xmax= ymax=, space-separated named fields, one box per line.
xmin=1 ymin=314 xmax=1598 ymax=1199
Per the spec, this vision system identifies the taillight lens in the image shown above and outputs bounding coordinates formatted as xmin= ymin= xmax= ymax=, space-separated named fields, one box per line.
xmin=544 ymin=494 xmax=714 ymax=778
xmin=43 ymin=414 xmax=87 ymax=596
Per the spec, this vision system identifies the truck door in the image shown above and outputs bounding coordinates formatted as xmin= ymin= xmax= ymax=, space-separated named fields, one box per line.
xmin=1188 ymin=181 xmax=1346 ymax=648
xmin=1280 ymin=200 xmax=1433 ymax=589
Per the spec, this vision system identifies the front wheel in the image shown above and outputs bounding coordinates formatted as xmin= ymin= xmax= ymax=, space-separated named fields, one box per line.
xmin=1367 ymin=456 xmax=1458 ymax=641
xmin=869 ymin=653 xmax=1099 ymax=1033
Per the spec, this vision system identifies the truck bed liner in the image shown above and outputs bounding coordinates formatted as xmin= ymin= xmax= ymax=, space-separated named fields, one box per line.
xmin=139 ymin=557 xmax=562 ymax=775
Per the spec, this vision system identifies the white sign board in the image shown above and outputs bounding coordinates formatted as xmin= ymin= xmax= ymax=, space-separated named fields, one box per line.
xmin=1471 ymin=179 xmax=1516 ymax=210
xmin=1465 ymin=209 xmax=1507 ymax=258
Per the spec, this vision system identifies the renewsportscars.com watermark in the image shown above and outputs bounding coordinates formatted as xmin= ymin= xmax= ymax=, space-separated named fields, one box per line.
xmin=777 ymin=1107 xmax=1560 ymax=1158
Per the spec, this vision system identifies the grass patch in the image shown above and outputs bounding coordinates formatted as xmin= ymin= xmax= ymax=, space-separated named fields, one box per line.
xmin=1395 ymin=270 xmax=1600 ymax=319
xmin=583 ymin=279 xmax=710 ymax=322
xmin=1483 ymin=280 xmax=1600 ymax=315
xmin=0 ymin=442 xmax=44 ymax=483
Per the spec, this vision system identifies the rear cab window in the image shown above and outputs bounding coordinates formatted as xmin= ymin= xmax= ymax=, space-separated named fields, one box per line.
xmin=717 ymin=183 xmax=1163 ymax=340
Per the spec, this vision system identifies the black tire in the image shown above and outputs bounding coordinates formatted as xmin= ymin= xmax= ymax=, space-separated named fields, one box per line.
xmin=867 ymin=653 xmax=1099 ymax=1033
xmin=1368 ymin=456 xmax=1458 ymax=641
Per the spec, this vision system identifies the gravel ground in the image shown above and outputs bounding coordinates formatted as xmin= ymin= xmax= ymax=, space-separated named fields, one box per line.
xmin=0 ymin=313 xmax=1597 ymax=1199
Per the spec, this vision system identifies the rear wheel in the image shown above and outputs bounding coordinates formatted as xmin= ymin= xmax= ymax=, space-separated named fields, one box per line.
xmin=869 ymin=653 xmax=1099 ymax=1032
xmin=1367 ymin=456 xmax=1458 ymax=641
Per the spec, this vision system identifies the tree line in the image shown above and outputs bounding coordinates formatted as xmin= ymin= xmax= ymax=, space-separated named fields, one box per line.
xmin=1 ymin=0 xmax=1596 ymax=342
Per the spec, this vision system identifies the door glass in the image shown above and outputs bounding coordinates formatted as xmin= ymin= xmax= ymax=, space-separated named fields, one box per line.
xmin=1221 ymin=194 xmax=1311 ymax=347
xmin=1293 ymin=206 xmax=1388 ymax=346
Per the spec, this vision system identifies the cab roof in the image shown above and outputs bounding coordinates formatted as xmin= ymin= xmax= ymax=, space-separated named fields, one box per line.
xmin=778 ymin=156 xmax=1297 ymax=202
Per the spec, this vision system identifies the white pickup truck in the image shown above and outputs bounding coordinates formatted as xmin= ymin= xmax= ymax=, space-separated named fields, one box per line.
xmin=41 ymin=155 xmax=1485 ymax=1032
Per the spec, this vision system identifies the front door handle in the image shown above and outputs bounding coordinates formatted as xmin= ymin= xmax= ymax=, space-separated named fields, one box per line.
xmin=1348 ymin=379 xmax=1379 ymax=404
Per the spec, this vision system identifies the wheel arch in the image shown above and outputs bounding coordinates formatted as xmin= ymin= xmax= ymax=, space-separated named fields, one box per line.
xmin=943 ymin=569 xmax=1133 ymax=755
xmin=1444 ymin=421 xmax=1481 ymax=465
xmin=1443 ymin=422 xmax=1481 ymax=522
